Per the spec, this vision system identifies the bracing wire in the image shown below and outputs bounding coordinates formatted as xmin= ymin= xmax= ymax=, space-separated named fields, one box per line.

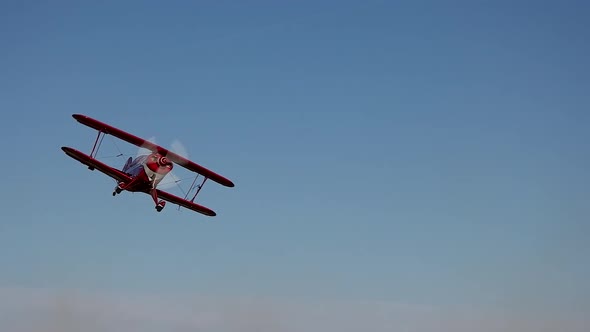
xmin=95 ymin=133 xmax=197 ymax=207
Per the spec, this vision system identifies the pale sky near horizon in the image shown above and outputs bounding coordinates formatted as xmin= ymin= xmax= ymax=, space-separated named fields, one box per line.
xmin=1 ymin=1 xmax=589 ymax=331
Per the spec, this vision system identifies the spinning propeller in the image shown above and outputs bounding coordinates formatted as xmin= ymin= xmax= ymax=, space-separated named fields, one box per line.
xmin=137 ymin=137 xmax=190 ymax=190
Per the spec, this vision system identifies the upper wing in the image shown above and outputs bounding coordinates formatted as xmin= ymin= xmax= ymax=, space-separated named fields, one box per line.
xmin=161 ymin=150 xmax=234 ymax=187
xmin=156 ymin=190 xmax=217 ymax=217
xmin=61 ymin=147 xmax=132 ymax=183
xmin=72 ymin=114 xmax=235 ymax=187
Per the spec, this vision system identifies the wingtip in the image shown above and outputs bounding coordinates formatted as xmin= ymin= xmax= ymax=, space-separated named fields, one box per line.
xmin=202 ymin=209 xmax=217 ymax=217
xmin=72 ymin=114 xmax=86 ymax=121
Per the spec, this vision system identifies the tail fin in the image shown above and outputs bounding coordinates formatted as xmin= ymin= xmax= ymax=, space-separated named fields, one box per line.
xmin=122 ymin=157 xmax=133 ymax=172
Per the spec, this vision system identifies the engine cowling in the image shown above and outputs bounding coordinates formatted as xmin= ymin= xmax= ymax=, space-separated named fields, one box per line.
xmin=146 ymin=153 xmax=173 ymax=174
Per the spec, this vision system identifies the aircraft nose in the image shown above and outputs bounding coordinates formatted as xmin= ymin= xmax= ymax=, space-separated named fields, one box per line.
xmin=158 ymin=156 xmax=170 ymax=167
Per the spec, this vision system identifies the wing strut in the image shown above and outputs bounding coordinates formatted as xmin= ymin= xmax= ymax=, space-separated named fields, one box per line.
xmin=191 ymin=177 xmax=208 ymax=203
xmin=182 ymin=175 xmax=208 ymax=203
xmin=90 ymin=130 xmax=106 ymax=158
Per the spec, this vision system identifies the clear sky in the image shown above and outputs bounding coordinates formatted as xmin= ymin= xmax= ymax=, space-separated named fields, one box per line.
xmin=1 ymin=1 xmax=589 ymax=331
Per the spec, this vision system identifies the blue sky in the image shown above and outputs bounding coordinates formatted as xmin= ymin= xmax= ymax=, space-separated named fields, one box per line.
xmin=0 ymin=1 xmax=589 ymax=330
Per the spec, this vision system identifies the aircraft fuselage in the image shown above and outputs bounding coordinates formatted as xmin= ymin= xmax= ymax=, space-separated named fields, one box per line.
xmin=118 ymin=152 xmax=173 ymax=192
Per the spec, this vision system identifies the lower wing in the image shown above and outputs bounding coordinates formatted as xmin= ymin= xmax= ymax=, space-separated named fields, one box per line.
xmin=61 ymin=147 xmax=132 ymax=183
xmin=156 ymin=190 xmax=217 ymax=217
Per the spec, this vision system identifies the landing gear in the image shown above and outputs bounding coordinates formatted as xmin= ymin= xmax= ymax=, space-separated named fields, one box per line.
xmin=112 ymin=183 xmax=124 ymax=196
xmin=150 ymin=188 xmax=166 ymax=212
xmin=156 ymin=200 xmax=166 ymax=212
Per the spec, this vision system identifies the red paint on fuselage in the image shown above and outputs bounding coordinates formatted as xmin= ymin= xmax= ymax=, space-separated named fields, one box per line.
xmin=121 ymin=152 xmax=173 ymax=192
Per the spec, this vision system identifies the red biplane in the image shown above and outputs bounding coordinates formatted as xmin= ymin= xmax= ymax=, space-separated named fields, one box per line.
xmin=61 ymin=114 xmax=234 ymax=217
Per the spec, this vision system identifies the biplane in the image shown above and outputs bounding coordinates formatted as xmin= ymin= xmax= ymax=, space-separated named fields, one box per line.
xmin=61 ymin=114 xmax=234 ymax=216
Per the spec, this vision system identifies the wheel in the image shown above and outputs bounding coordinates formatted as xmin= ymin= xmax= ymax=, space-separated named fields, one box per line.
xmin=155 ymin=200 xmax=165 ymax=212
